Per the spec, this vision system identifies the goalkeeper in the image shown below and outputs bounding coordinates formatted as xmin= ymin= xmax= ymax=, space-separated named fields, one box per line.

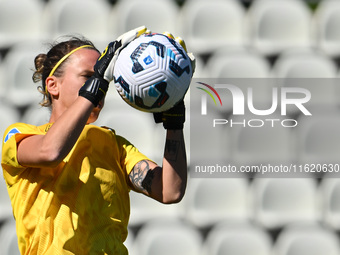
xmin=1 ymin=26 xmax=193 ymax=255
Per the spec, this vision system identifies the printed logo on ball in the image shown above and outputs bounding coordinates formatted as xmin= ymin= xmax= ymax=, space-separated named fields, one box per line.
xmin=143 ymin=55 xmax=153 ymax=65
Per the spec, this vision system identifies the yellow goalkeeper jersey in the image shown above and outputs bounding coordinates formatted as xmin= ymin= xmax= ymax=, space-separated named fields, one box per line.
xmin=1 ymin=123 xmax=150 ymax=255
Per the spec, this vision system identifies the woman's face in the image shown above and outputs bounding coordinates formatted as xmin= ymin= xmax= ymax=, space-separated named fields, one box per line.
xmin=55 ymin=48 xmax=103 ymax=123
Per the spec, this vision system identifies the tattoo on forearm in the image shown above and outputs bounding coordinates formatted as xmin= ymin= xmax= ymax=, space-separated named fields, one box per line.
xmin=130 ymin=160 xmax=154 ymax=194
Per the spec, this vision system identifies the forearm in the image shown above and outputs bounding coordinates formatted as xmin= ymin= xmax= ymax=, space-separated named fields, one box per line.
xmin=43 ymin=97 xmax=94 ymax=163
xmin=18 ymin=97 xmax=94 ymax=167
xmin=129 ymin=98 xmax=188 ymax=203
xmin=161 ymin=129 xmax=187 ymax=203
xmin=129 ymin=129 xmax=187 ymax=204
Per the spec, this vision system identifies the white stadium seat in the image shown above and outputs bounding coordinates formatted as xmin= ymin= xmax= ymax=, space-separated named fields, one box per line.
xmin=250 ymin=177 xmax=320 ymax=230
xmin=319 ymin=177 xmax=340 ymax=230
xmin=191 ymin=56 xmax=205 ymax=79
xmin=130 ymin=218 xmax=202 ymax=255
xmin=313 ymin=0 xmax=340 ymax=58
xmin=177 ymin=0 xmax=246 ymax=55
xmin=1 ymin=42 xmax=45 ymax=107
xmin=0 ymin=0 xmax=45 ymax=49
xmin=0 ymin=101 xmax=21 ymax=151
xmin=188 ymin=111 xmax=231 ymax=170
xmin=204 ymin=46 xmax=271 ymax=78
xmin=42 ymin=0 xmax=112 ymax=47
xmin=124 ymin=228 xmax=134 ymax=254
xmin=271 ymin=48 xmax=339 ymax=114
xmin=202 ymin=221 xmax=273 ymax=255
xmin=273 ymin=223 xmax=340 ymax=255
xmin=184 ymin=177 xmax=250 ymax=229
xmin=128 ymin=191 xmax=185 ymax=228
xmin=0 ymin=103 xmax=19 ymax=222
xmin=230 ymin=114 xmax=295 ymax=167
xmin=295 ymin=110 xmax=340 ymax=167
xmin=272 ymin=48 xmax=338 ymax=78
xmin=21 ymin=103 xmax=51 ymax=127
xmin=110 ymin=0 xmax=179 ymax=37
xmin=0 ymin=218 xmax=20 ymax=255
xmin=245 ymin=0 xmax=313 ymax=57
xmin=0 ymin=173 xmax=13 ymax=222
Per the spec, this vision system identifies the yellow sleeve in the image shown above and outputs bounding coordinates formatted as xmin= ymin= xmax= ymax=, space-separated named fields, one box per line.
xmin=1 ymin=123 xmax=40 ymax=176
xmin=116 ymin=135 xmax=153 ymax=176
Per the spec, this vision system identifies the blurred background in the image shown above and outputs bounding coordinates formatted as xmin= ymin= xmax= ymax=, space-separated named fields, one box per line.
xmin=2 ymin=0 xmax=340 ymax=254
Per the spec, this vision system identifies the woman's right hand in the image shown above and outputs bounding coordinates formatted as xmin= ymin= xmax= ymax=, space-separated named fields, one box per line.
xmin=79 ymin=26 xmax=147 ymax=106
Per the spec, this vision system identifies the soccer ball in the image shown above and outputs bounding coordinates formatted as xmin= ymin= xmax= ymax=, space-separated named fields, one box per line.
xmin=113 ymin=33 xmax=193 ymax=112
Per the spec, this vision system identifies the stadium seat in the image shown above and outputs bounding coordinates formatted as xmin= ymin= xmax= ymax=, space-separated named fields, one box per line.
xmin=21 ymin=103 xmax=51 ymax=126
xmin=0 ymin=172 xmax=13 ymax=222
xmin=42 ymin=0 xmax=112 ymax=46
xmin=0 ymin=218 xmax=20 ymax=255
xmin=128 ymin=191 xmax=185 ymax=228
xmin=272 ymin=48 xmax=338 ymax=78
xmin=0 ymin=0 xmax=45 ymax=49
xmin=230 ymin=114 xmax=295 ymax=168
xmin=319 ymin=177 xmax=340 ymax=230
xmin=272 ymin=223 xmax=340 ymax=255
xmin=245 ymin=0 xmax=313 ymax=57
xmin=0 ymin=103 xmax=18 ymax=222
xmin=124 ymin=228 xmax=134 ymax=253
xmin=202 ymin=221 xmax=273 ymax=255
xmin=0 ymin=101 xmax=20 ymax=150
xmin=1 ymin=42 xmax=45 ymax=107
xmin=184 ymin=177 xmax=250 ymax=229
xmin=313 ymin=0 xmax=340 ymax=58
xmin=110 ymin=0 xmax=179 ymax=37
xmin=295 ymin=110 xmax=340 ymax=168
xmin=0 ymin=56 xmax=4 ymax=98
xmin=204 ymin=46 xmax=271 ymax=78
xmin=130 ymin=218 xmax=202 ymax=255
xmin=177 ymin=0 xmax=246 ymax=55
xmin=250 ymin=177 xmax=320 ymax=230
xmin=188 ymin=111 xmax=231 ymax=172
xmin=191 ymin=56 xmax=205 ymax=79
xmin=272 ymin=48 xmax=339 ymax=115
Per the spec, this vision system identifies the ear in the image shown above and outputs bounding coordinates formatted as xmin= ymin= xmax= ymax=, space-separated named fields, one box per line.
xmin=45 ymin=76 xmax=59 ymax=97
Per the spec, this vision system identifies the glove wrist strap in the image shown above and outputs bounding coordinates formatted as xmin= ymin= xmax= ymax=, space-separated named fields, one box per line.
xmin=79 ymin=76 xmax=108 ymax=106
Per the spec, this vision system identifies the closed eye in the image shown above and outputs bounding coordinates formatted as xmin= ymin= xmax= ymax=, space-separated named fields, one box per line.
xmin=81 ymin=70 xmax=94 ymax=80
xmin=83 ymin=74 xmax=92 ymax=79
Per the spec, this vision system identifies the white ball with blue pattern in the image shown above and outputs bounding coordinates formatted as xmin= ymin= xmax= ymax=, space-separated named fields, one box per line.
xmin=113 ymin=33 xmax=192 ymax=112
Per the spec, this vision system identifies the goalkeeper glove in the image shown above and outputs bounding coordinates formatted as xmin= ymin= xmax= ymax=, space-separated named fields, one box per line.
xmin=153 ymin=32 xmax=194 ymax=130
xmin=163 ymin=32 xmax=196 ymax=76
xmin=79 ymin=26 xmax=147 ymax=106
xmin=154 ymin=100 xmax=185 ymax=130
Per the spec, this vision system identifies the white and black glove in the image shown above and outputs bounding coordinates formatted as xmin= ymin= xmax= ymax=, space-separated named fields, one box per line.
xmin=79 ymin=26 xmax=147 ymax=106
